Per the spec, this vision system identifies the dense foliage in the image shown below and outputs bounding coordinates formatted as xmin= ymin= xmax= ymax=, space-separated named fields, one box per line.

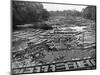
xmin=12 ymin=1 xmax=50 ymax=30
xmin=82 ymin=6 xmax=96 ymax=21
xmin=49 ymin=10 xmax=81 ymax=17
xmin=50 ymin=6 xmax=96 ymax=21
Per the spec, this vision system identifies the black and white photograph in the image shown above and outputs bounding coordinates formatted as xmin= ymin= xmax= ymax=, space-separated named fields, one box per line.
xmin=11 ymin=0 xmax=96 ymax=74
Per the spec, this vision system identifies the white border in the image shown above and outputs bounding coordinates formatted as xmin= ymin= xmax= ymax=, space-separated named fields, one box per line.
xmin=0 ymin=0 xmax=100 ymax=75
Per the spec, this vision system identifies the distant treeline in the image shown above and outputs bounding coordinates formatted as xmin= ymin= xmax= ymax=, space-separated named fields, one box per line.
xmin=49 ymin=6 xmax=96 ymax=21
xmin=49 ymin=10 xmax=81 ymax=17
xmin=12 ymin=1 xmax=50 ymax=30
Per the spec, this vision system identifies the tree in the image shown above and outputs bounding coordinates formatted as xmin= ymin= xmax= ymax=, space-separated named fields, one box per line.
xmin=82 ymin=6 xmax=96 ymax=21
xmin=41 ymin=9 xmax=50 ymax=21
xmin=12 ymin=1 xmax=50 ymax=30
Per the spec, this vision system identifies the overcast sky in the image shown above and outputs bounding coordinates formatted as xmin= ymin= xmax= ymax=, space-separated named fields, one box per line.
xmin=42 ymin=3 xmax=87 ymax=11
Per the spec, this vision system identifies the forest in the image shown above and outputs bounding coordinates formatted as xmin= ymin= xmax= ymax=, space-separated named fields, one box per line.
xmin=12 ymin=1 xmax=51 ymax=30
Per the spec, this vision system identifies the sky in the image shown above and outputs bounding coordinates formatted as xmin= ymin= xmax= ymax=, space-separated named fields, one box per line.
xmin=42 ymin=3 xmax=87 ymax=11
